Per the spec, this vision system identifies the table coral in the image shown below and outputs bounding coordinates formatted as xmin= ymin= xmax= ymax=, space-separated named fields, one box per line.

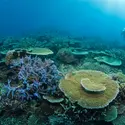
xmin=59 ymin=70 xmax=119 ymax=109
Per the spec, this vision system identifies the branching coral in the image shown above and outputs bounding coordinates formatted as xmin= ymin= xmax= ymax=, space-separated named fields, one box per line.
xmin=3 ymin=79 xmax=17 ymax=99
xmin=2 ymin=56 xmax=62 ymax=101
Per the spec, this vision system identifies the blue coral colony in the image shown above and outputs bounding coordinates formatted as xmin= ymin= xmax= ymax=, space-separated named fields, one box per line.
xmin=3 ymin=56 xmax=61 ymax=101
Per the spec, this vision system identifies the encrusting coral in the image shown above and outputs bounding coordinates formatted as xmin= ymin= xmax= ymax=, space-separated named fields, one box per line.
xmin=59 ymin=70 xmax=119 ymax=109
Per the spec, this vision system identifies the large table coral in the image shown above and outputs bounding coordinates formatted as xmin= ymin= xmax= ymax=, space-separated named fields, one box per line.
xmin=59 ymin=70 xmax=119 ymax=109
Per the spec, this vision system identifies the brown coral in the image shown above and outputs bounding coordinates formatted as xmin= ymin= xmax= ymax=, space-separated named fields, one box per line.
xmin=5 ymin=49 xmax=27 ymax=65
xmin=59 ymin=70 xmax=119 ymax=109
xmin=5 ymin=50 xmax=15 ymax=65
xmin=56 ymin=48 xmax=77 ymax=63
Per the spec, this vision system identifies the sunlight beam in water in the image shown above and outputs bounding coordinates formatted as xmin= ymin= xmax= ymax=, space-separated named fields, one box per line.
xmin=79 ymin=0 xmax=125 ymax=18
xmin=103 ymin=0 xmax=125 ymax=10
xmin=93 ymin=0 xmax=125 ymax=17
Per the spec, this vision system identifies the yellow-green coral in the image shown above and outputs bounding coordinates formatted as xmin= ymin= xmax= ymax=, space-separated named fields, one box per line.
xmin=43 ymin=95 xmax=64 ymax=103
xmin=27 ymin=47 xmax=53 ymax=55
xmin=81 ymin=78 xmax=106 ymax=93
xmin=59 ymin=70 xmax=119 ymax=109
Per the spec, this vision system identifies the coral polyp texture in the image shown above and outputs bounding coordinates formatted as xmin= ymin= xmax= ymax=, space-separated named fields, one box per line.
xmin=59 ymin=70 xmax=119 ymax=109
xmin=2 ymin=56 xmax=62 ymax=101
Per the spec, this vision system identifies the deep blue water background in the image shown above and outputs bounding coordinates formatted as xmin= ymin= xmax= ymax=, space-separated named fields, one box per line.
xmin=0 ymin=0 xmax=125 ymax=43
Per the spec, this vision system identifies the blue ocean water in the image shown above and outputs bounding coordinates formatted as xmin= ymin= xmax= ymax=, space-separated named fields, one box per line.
xmin=0 ymin=0 xmax=125 ymax=42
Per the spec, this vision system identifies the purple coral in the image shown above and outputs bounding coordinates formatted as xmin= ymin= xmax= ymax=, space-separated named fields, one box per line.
xmin=3 ymin=56 xmax=62 ymax=101
xmin=3 ymin=80 xmax=17 ymax=99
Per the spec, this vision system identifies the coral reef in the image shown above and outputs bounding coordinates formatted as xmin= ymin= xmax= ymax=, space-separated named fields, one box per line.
xmin=1 ymin=32 xmax=125 ymax=125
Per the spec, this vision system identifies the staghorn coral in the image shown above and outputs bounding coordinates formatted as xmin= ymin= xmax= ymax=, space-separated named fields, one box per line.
xmin=2 ymin=56 xmax=62 ymax=101
xmin=59 ymin=70 xmax=119 ymax=109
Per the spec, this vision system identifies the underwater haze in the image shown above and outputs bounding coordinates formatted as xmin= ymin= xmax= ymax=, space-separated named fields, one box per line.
xmin=1 ymin=1 xmax=125 ymax=125
xmin=0 ymin=0 xmax=125 ymax=42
